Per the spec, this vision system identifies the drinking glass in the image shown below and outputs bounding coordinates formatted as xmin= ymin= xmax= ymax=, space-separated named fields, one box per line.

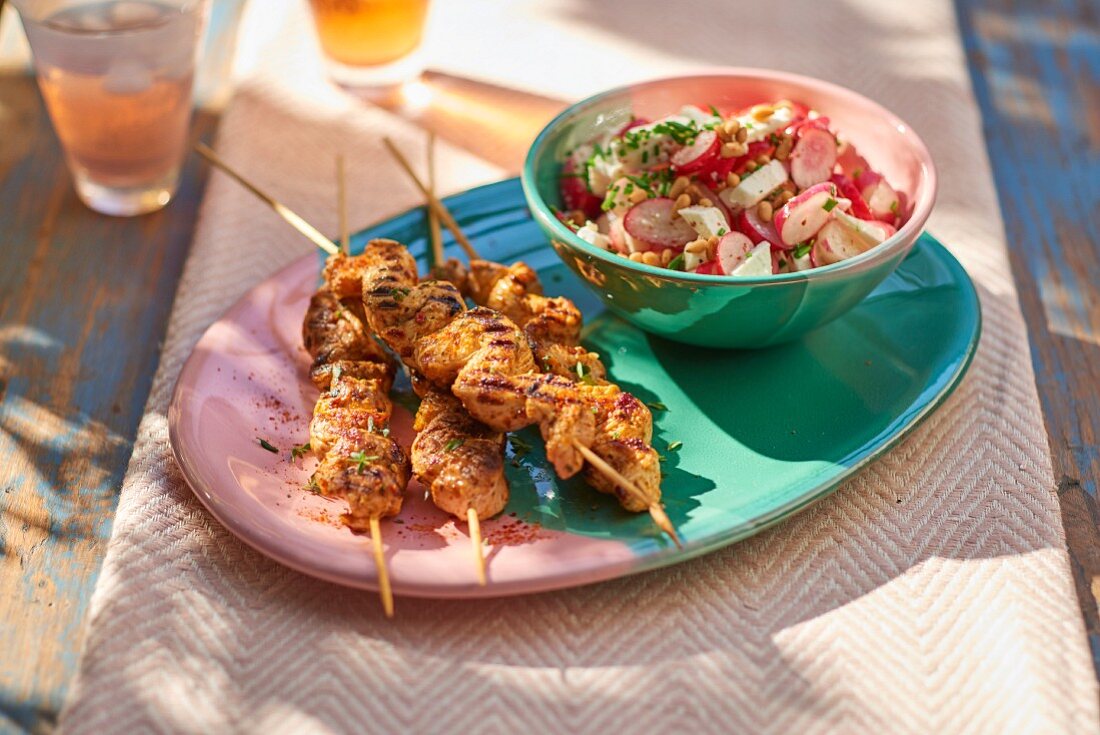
xmin=13 ymin=0 xmax=210 ymax=216
xmin=307 ymin=0 xmax=431 ymax=89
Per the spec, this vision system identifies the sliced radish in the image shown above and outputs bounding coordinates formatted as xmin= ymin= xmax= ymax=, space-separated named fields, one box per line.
xmin=830 ymin=174 xmax=874 ymax=220
xmin=813 ymin=220 xmax=867 ymax=265
xmin=671 ymin=129 xmax=719 ymax=174
xmin=813 ymin=210 xmax=894 ymax=265
xmin=835 ymin=210 xmax=896 ymax=243
xmin=606 ymin=216 xmax=633 ymax=254
xmin=861 ymin=177 xmax=901 ymax=221
xmin=774 ymin=182 xmax=848 ymax=246
xmin=789 ymin=126 xmax=838 ymax=189
xmin=836 ymin=140 xmax=871 ymax=180
xmin=615 ymin=117 xmax=651 ymax=137
xmin=694 ymin=259 xmax=721 ymax=275
xmin=623 ymin=198 xmax=697 ymax=250
xmin=715 ymin=232 xmax=754 ymax=274
xmin=560 ymin=157 xmax=603 ymax=219
xmin=738 ymin=207 xmax=783 ymax=248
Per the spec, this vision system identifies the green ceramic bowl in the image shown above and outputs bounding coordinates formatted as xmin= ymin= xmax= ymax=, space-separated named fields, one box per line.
xmin=522 ymin=70 xmax=938 ymax=349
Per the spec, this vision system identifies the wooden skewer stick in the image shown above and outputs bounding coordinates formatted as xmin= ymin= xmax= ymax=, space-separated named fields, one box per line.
xmin=369 ymin=516 xmax=395 ymax=618
xmin=382 ymin=137 xmax=480 ymax=261
xmin=572 ymin=440 xmax=682 ymax=549
xmin=336 ymin=154 xmax=350 ymax=256
xmin=195 ymin=143 xmax=340 ymax=256
xmin=424 ymin=137 xmax=487 ymax=585
xmin=426 ymin=133 xmax=445 ymax=266
xmin=467 ymin=507 xmax=488 ymax=586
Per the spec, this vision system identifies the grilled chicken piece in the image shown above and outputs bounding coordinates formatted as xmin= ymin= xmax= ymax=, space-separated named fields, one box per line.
xmin=580 ymin=386 xmax=658 ymax=512
xmin=312 ymin=431 xmax=409 ymax=528
xmin=416 ymin=306 xmax=592 ymax=477
xmin=309 ymin=370 xmax=393 ymax=454
xmin=302 ymin=273 xmax=408 ymax=531
xmin=412 ymin=389 xmax=508 ymax=519
xmin=452 ymin=257 xmax=663 ymax=511
xmin=302 ymin=291 xmax=393 ymax=390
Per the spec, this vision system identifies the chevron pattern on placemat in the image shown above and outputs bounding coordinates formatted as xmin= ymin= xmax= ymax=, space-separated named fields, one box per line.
xmin=56 ymin=0 xmax=1098 ymax=732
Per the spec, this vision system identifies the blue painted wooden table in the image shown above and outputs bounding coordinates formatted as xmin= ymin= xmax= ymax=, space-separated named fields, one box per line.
xmin=1 ymin=1 xmax=1098 ymax=730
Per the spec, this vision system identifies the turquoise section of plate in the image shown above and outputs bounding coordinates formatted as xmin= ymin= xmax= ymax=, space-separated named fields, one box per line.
xmin=345 ymin=177 xmax=980 ymax=564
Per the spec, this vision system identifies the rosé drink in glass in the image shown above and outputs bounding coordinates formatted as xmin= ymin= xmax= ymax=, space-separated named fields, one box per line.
xmin=15 ymin=0 xmax=209 ymax=216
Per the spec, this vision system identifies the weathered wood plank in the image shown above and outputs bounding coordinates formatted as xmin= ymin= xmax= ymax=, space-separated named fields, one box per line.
xmin=955 ymin=0 xmax=1100 ymax=674
xmin=0 ymin=74 xmax=217 ymax=733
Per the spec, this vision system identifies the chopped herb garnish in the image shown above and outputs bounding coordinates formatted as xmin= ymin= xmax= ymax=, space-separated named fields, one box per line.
xmin=852 ymin=167 xmax=863 ymax=179
xmin=708 ymin=103 xmax=721 ymax=117
xmin=445 ymin=438 xmax=465 ymax=452
xmin=290 ymin=442 xmax=311 ymax=460
xmin=717 ymin=228 xmax=728 ymax=236
xmin=574 ymin=361 xmax=597 ymax=385
xmin=349 ymin=450 xmax=379 ymax=473
xmin=657 ymin=454 xmax=667 ymax=463
xmin=667 ymin=254 xmax=685 ymax=271
xmin=389 ymin=287 xmax=410 ymax=301
xmin=778 ymin=258 xmax=788 ymax=268
xmin=305 ymin=478 xmax=321 ymax=494
xmin=647 ymin=401 xmax=668 ymax=411
xmin=823 ymin=197 xmax=838 ymax=212
xmin=667 ymin=440 xmax=683 ymax=452
xmin=258 ymin=438 xmax=278 ymax=453
xmin=641 ymin=149 xmax=649 ymax=164
xmin=890 ymin=200 xmax=899 ymax=214
xmin=510 ymin=435 xmax=533 ymax=455
xmin=793 ymin=242 xmax=812 ymax=259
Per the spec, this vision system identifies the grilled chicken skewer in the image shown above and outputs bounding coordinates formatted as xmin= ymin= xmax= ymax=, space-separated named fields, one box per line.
xmin=434 ymin=258 xmax=662 ymax=515
xmin=302 ymin=286 xmax=410 ymax=617
xmin=324 ymin=248 xmax=508 ymax=584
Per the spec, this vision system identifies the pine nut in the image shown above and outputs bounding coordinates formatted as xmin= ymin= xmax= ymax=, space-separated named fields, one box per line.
xmin=669 ymin=176 xmax=690 ymax=198
xmin=723 ymin=119 xmax=741 ymax=137
xmin=629 ymin=187 xmax=648 ymax=204
xmin=629 ymin=251 xmax=644 ymax=262
xmin=698 ymin=198 xmax=713 ymax=208
xmin=674 ymin=193 xmax=692 ymax=210
xmin=726 ymin=172 xmax=742 ymax=188
xmin=685 ymin=238 xmax=708 ymax=254
xmin=736 ymin=128 xmax=748 ymax=143
xmin=660 ymin=248 xmax=674 ymax=265
xmin=641 ymin=251 xmax=660 ymax=266
xmin=756 ymin=201 xmax=773 ymax=221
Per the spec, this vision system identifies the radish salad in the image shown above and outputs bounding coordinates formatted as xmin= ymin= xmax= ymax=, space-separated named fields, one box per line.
xmin=557 ymin=101 xmax=905 ymax=276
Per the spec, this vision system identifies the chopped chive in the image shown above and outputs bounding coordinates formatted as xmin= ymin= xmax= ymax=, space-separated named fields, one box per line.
xmin=667 ymin=254 xmax=685 ymax=271
xmin=445 ymin=438 xmax=465 ymax=452
xmin=793 ymin=243 xmax=812 ymax=259
xmin=258 ymin=438 xmax=278 ymax=453
xmin=823 ymin=197 xmax=838 ymax=212
xmin=667 ymin=440 xmax=683 ymax=452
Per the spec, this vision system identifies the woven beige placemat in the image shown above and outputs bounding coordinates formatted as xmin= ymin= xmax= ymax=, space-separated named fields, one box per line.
xmin=58 ymin=1 xmax=1099 ymax=732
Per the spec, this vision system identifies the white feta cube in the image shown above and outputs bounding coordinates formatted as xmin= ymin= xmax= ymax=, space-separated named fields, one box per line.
xmin=676 ymin=206 xmax=730 ymax=240
xmin=730 ymin=242 xmax=774 ymax=277
xmin=719 ymin=160 xmax=789 ymax=209
xmin=576 ymin=222 xmax=612 ymax=251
